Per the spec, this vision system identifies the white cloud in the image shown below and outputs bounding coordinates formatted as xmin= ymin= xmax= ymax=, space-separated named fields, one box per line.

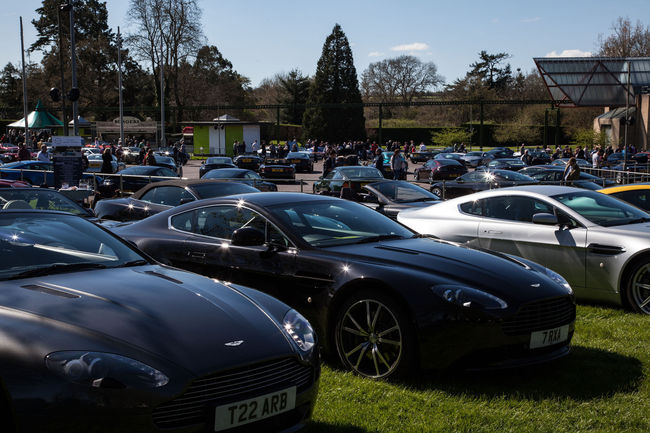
xmin=391 ymin=42 xmax=429 ymax=52
xmin=368 ymin=51 xmax=384 ymax=57
xmin=521 ymin=17 xmax=541 ymax=23
xmin=545 ymin=49 xmax=592 ymax=58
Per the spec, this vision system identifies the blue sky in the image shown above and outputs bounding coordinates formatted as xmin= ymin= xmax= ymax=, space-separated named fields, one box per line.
xmin=2 ymin=0 xmax=649 ymax=88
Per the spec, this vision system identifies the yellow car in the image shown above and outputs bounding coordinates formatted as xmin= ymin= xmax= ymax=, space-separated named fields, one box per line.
xmin=599 ymin=184 xmax=650 ymax=212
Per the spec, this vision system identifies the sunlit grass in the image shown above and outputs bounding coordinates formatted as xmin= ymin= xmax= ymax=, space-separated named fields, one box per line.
xmin=306 ymin=305 xmax=649 ymax=433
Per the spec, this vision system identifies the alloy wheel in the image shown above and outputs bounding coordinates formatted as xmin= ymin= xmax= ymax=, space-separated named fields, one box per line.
xmin=336 ymin=299 xmax=403 ymax=378
xmin=629 ymin=263 xmax=650 ymax=315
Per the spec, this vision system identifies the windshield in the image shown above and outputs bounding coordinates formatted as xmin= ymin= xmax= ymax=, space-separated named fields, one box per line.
xmin=552 ymin=190 xmax=650 ymax=227
xmin=368 ymin=181 xmax=439 ymax=202
xmin=192 ymin=182 xmax=258 ymax=198
xmin=491 ymin=170 xmax=535 ymax=181
xmin=0 ymin=190 xmax=89 ymax=217
xmin=204 ymin=169 xmax=243 ymax=179
xmin=268 ymin=200 xmax=413 ymax=247
xmin=206 ymin=157 xmax=232 ymax=164
xmin=338 ymin=166 xmax=384 ymax=180
xmin=0 ymin=213 xmax=146 ymax=280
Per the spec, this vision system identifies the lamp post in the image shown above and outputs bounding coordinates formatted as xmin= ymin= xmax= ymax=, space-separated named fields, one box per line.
xmin=68 ymin=1 xmax=79 ymax=136
xmin=56 ymin=3 xmax=71 ymax=136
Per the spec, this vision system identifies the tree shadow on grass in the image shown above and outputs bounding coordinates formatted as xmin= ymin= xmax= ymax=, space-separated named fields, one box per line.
xmin=303 ymin=421 xmax=368 ymax=433
xmin=398 ymin=345 xmax=644 ymax=401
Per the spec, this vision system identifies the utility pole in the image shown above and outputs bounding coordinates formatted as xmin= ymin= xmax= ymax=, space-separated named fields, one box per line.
xmin=160 ymin=36 xmax=165 ymax=147
xmin=624 ymin=60 xmax=631 ymax=171
xmin=19 ymin=17 xmax=29 ymax=145
xmin=56 ymin=6 xmax=69 ymax=136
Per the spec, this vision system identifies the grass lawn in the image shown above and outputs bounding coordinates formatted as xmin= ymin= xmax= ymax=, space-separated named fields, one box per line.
xmin=306 ymin=305 xmax=649 ymax=433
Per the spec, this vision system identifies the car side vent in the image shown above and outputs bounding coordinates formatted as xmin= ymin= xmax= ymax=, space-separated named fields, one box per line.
xmin=375 ymin=245 xmax=419 ymax=255
xmin=588 ymin=244 xmax=625 ymax=255
xmin=143 ymin=270 xmax=183 ymax=284
xmin=21 ymin=284 xmax=80 ymax=299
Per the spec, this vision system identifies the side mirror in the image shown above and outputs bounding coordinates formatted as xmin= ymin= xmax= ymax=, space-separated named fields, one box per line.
xmin=231 ymin=227 xmax=265 ymax=246
xmin=532 ymin=213 xmax=558 ymax=225
xmin=179 ymin=197 xmax=194 ymax=205
xmin=456 ymin=178 xmax=464 ymax=184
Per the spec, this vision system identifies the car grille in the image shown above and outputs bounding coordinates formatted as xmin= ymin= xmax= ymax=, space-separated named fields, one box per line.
xmin=152 ymin=357 xmax=313 ymax=429
xmin=502 ymin=296 xmax=575 ymax=336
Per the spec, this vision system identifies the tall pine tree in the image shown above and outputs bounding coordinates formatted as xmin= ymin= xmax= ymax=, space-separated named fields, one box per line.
xmin=302 ymin=24 xmax=365 ymax=142
xmin=280 ymin=69 xmax=310 ymax=125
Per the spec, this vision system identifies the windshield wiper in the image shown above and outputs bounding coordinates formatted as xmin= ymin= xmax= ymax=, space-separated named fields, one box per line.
xmin=622 ymin=217 xmax=650 ymax=225
xmin=113 ymin=259 xmax=149 ymax=268
xmin=354 ymin=234 xmax=405 ymax=244
xmin=404 ymin=197 xmax=439 ymax=203
xmin=6 ymin=262 xmax=108 ymax=280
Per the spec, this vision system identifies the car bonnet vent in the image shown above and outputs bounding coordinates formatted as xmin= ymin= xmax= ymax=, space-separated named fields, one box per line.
xmin=21 ymin=284 xmax=80 ymax=299
xmin=374 ymin=245 xmax=419 ymax=255
xmin=143 ymin=270 xmax=183 ymax=284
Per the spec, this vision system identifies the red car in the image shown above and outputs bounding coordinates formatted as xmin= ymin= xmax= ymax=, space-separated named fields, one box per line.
xmin=0 ymin=179 xmax=31 ymax=188
xmin=414 ymin=158 xmax=467 ymax=182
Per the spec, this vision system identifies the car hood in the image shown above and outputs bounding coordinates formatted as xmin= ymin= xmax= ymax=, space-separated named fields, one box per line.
xmin=0 ymin=265 xmax=294 ymax=376
xmin=590 ymin=222 xmax=650 ymax=237
xmin=326 ymin=238 xmax=568 ymax=303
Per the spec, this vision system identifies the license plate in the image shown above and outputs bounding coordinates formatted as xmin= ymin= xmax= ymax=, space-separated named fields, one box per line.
xmin=448 ymin=173 xmax=459 ymax=178
xmin=291 ymin=159 xmax=301 ymax=163
xmin=530 ymin=324 xmax=569 ymax=349
xmin=272 ymin=168 xmax=283 ymax=172
xmin=214 ymin=386 xmax=296 ymax=431
xmin=242 ymin=159 xmax=252 ymax=163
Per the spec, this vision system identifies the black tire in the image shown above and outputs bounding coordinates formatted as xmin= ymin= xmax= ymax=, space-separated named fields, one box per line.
xmin=431 ymin=186 xmax=443 ymax=198
xmin=334 ymin=290 xmax=415 ymax=379
xmin=625 ymin=259 xmax=650 ymax=315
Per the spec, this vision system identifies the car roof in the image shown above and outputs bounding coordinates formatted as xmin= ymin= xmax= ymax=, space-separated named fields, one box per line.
xmin=599 ymin=183 xmax=650 ymax=194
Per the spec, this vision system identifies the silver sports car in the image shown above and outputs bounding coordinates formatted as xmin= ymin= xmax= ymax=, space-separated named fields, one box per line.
xmin=397 ymin=185 xmax=650 ymax=314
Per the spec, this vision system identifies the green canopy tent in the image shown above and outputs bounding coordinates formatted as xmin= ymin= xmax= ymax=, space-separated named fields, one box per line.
xmin=7 ymin=100 xmax=63 ymax=129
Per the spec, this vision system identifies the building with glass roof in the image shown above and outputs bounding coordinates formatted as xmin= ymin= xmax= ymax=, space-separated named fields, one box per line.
xmin=534 ymin=57 xmax=650 ymax=149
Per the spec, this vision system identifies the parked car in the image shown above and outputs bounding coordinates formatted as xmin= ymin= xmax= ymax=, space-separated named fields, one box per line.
xmin=398 ymin=185 xmax=650 ymax=314
xmin=0 ymin=179 xmax=31 ymax=188
xmin=285 ymin=152 xmax=314 ymax=173
xmin=460 ymin=151 xmax=484 ymax=168
xmin=259 ymin=158 xmax=296 ymax=181
xmin=528 ymin=167 xmax=615 ymax=188
xmin=233 ymin=153 xmax=264 ymax=170
xmin=414 ymin=159 xmax=467 ymax=182
xmin=357 ymin=180 xmax=441 ymax=219
xmin=313 ymin=165 xmax=385 ymax=194
xmin=113 ymin=192 xmax=576 ymax=378
xmin=409 ymin=151 xmax=439 ymax=164
xmin=550 ymin=158 xmax=592 ymax=168
xmin=429 ymin=169 xmax=538 ymax=199
xmin=479 ymin=148 xmax=513 ymax=166
xmin=201 ymin=168 xmax=278 ymax=191
xmin=481 ymin=158 xmax=527 ymax=171
xmin=154 ymin=155 xmax=178 ymax=173
xmin=527 ymin=150 xmax=552 ymax=165
xmin=0 ymin=161 xmax=100 ymax=187
xmin=199 ymin=156 xmax=236 ymax=178
xmin=434 ymin=152 xmax=466 ymax=164
xmin=598 ymin=183 xmax=650 ymax=212
xmin=0 ymin=209 xmax=319 ymax=432
xmin=97 ymin=165 xmax=179 ymax=196
xmin=121 ymin=146 xmax=142 ymax=164
xmin=0 ymin=187 xmax=95 ymax=220
xmin=86 ymin=154 xmax=125 ymax=173
xmin=94 ymin=179 xmax=258 ymax=221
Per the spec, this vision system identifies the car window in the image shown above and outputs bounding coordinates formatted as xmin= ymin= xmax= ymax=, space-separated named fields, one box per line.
xmin=481 ymin=196 xmax=555 ymax=222
xmin=552 ymin=191 xmax=648 ymax=226
xmin=171 ymin=205 xmax=290 ymax=246
xmin=158 ymin=168 xmax=178 ymax=177
xmin=140 ymin=186 xmax=193 ymax=206
xmin=613 ymin=190 xmax=650 ymax=211
xmin=459 ymin=199 xmax=484 ymax=216
xmin=0 ymin=189 xmax=87 ymax=216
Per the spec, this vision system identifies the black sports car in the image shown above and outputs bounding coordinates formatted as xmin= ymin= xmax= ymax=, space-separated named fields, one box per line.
xmin=285 ymin=152 xmax=314 ymax=173
xmin=114 ymin=193 xmax=576 ymax=379
xmin=313 ymin=166 xmax=385 ymax=195
xmin=483 ymin=158 xmax=527 ymax=171
xmin=358 ymin=180 xmax=441 ymax=219
xmin=430 ymin=169 xmax=538 ymax=199
xmin=0 ymin=210 xmax=319 ymax=432
xmin=199 ymin=157 xmax=237 ymax=178
xmin=409 ymin=151 xmax=438 ymax=163
xmin=98 ymin=165 xmax=179 ymax=197
xmin=94 ymin=179 xmax=258 ymax=221
xmin=259 ymin=158 xmax=296 ymax=181
xmin=233 ymin=153 xmax=263 ymax=170
xmin=201 ymin=168 xmax=278 ymax=191
xmin=0 ymin=187 xmax=96 ymax=219
xmin=528 ymin=167 xmax=615 ymax=189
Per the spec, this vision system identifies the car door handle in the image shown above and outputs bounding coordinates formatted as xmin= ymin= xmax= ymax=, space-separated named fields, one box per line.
xmin=485 ymin=230 xmax=502 ymax=234
xmin=188 ymin=251 xmax=206 ymax=259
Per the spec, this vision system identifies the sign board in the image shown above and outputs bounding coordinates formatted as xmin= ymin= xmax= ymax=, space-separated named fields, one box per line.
xmin=52 ymin=136 xmax=83 ymax=188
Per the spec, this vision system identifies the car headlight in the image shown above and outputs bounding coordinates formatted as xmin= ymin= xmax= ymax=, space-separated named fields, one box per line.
xmin=283 ymin=309 xmax=315 ymax=353
xmin=432 ymin=285 xmax=508 ymax=310
xmin=544 ymin=267 xmax=573 ymax=295
xmin=45 ymin=351 xmax=169 ymax=389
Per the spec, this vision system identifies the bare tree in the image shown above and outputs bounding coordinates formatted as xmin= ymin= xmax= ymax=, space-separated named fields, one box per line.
xmin=598 ymin=17 xmax=650 ymax=57
xmin=361 ymin=55 xmax=443 ymax=104
xmin=127 ymin=0 xmax=204 ymax=124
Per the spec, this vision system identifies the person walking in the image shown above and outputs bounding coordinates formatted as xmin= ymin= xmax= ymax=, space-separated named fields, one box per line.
xmin=563 ymin=157 xmax=581 ymax=185
xmin=17 ymin=143 xmax=31 ymax=161
xmin=323 ymin=150 xmax=337 ymax=177
xmin=390 ymin=149 xmax=405 ymax=180
xmin=36 ymin=144 xmax=50 ymax=162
